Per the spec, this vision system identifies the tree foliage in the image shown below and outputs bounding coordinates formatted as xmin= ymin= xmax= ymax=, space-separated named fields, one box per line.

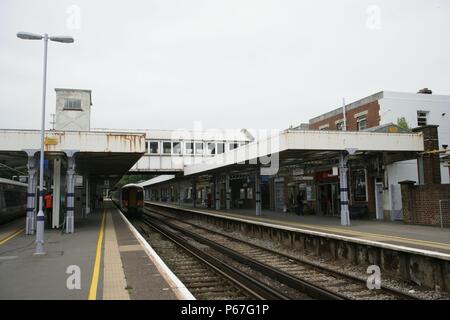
xmin=116 ymin=174 xmax=155 ymax=187
xmin=397 ymin=117 xmax=410 ymax=130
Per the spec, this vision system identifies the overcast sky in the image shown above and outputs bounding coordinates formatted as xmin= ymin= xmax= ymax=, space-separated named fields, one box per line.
xmin=1 ymin=0 xmax=449 ymax=132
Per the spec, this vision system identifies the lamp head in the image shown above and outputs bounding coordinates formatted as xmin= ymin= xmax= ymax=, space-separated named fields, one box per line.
xmin=17 ymin=32 xmax=43 ymax=40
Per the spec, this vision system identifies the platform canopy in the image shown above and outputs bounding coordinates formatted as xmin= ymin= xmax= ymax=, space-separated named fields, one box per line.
xmin=183 ymin=129 xmax=425 ymax=177
xmin=0 ymin=129 xmax=145 ymax=185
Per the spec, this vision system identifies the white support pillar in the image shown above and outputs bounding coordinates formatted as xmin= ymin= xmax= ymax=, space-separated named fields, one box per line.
xmin=215 ymin=176 xmax=220 ymax=210
xmin=64 ymin=150 xmax=77 ymax=233
xmin=255 ymin=169 xmax=262 ymax=216
xmin=339 ymin=152 xmax=350 ymax=226
xmin=52 ymin=158 xmax=61 ymax=228
xmin=24 ymin=150 xmax=38 ymax=235
xmin=225 ymin=174 xmax=231 ymax=210
xmin=84 ymin=174 xmax=90 ymax=216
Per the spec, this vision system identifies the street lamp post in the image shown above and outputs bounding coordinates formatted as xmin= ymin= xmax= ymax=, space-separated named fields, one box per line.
xmin=17 ymin=32 xmax=74 ymax=255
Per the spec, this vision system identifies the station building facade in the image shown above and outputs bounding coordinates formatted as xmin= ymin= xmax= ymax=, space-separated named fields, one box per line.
xmin=295 ymin=89 xmax=450 ymax=221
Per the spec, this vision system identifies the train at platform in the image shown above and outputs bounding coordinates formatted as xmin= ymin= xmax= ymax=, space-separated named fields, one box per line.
xmin=110 ymin=183 xmax=144 ymax=217
xmin=0 ymin=178 xmax=27 ymax=224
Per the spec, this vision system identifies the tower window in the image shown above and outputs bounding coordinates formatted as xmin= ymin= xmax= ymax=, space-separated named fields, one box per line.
xmin=64 ymin=99 xmax=82 ymax=110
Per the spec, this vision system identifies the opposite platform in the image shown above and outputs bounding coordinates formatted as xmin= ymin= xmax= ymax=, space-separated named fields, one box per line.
xmin=147 ymin=201 xmax=450 ymax=256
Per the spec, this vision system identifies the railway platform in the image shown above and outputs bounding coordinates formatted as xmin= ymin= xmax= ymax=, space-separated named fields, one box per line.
xmin=0 ymin=200 xmax=191 ymax=300
xmin=148 ymin=201 xmax=450 ymax=255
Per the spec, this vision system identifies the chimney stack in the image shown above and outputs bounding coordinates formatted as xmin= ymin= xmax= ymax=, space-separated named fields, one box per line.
xmin=417 ymin=88 xmax=432 ymax=94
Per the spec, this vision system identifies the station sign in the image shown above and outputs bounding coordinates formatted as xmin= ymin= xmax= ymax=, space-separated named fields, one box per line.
xmin=293 ymin=176 xmax=314 ymax=181
xmin=45 ymin=136 xmax=59 ymax=145
xmin=292 ymin=168 xmax=304 ymax=176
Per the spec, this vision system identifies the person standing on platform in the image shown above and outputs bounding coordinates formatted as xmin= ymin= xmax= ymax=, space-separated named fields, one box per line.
xmin=98 ymin=195 xmax=103 ymax=209
xmin=44 ymin=191 xmax=53 ymax=227
xmin=296 ymin=191 xmax=304 ymax=216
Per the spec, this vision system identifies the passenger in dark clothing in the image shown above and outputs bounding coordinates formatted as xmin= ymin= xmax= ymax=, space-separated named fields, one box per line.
xmin=296 ymin=192 xmax=304 ymax=216
xmin=97 ymin=196 xmax=103 ymax=209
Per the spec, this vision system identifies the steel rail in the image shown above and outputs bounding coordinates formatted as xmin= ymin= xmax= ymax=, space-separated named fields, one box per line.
xmin=145 ymin=205 xmax=419 ymax=300
xmin=141 ymin=216 xmax=291 ymax=300
xmin=143 ymin=212 xmax=345 ymax=300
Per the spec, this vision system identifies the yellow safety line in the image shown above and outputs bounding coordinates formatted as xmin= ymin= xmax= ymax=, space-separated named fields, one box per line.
xmin=88 ymin=211 xmax=106 ymax=300
xmin=0 ymin=227 xmax=25 ymax=246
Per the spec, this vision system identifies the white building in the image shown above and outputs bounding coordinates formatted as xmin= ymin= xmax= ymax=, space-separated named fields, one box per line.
xmin=307 ymin=89 xmax=450 ymax=220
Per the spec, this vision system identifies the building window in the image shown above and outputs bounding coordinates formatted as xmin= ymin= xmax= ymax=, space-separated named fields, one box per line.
xmin=217 ymin=142 xmax=225 ymax=154
xmin=336 ymin=121 xmax=344 ymax=131
xmin=352 ymin=168 xmax=367 ymax=202
xmin=319 ymin=124 xmax=330 ymax=131
xmin=64 ymin=99 xmax=81 ymax=110
xmin=207 ymin=142 xmax=216 ymax=155
xmin=185 ymin=142 xmax=194 ymax=155
xmin=149 ymin=141 xmax=159 ymax=154
xmin=195 ymin=142 xmax=204 ymax=155
xmin=163 ymin=141 xmax=171 ymax=154
xmin=356 ymin=115 xmax=367 ymax=131
xmin=229 ymin=142 xmax=239 ymax=151
xmin=145 ymin=141 xmax=149 ymax=153
xmin=172 ymin=142 xmax=181 ymax=154
xmin=417 ymin=111 xmax=429 ymax=126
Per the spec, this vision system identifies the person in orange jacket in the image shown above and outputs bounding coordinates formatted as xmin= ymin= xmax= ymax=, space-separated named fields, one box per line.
xmin=44 ymin=191 xmax=53 ymax=227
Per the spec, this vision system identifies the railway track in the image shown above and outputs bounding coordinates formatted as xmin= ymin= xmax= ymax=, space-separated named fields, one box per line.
xmin=143 ymin=205 xmax=420 ymax=300
xmin=137 ymin=218 xmax=305 ymax=300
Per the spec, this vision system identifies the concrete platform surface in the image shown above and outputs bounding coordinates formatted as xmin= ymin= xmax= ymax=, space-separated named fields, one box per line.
xmin=0 ymin=202 xmax=179 ymax=300
xmin=149 ymin=202 xmax=450 ymax=255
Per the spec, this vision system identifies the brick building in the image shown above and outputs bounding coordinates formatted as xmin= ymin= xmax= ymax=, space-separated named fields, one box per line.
xmin=301 ymin=90 xmax=450 ymax=222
